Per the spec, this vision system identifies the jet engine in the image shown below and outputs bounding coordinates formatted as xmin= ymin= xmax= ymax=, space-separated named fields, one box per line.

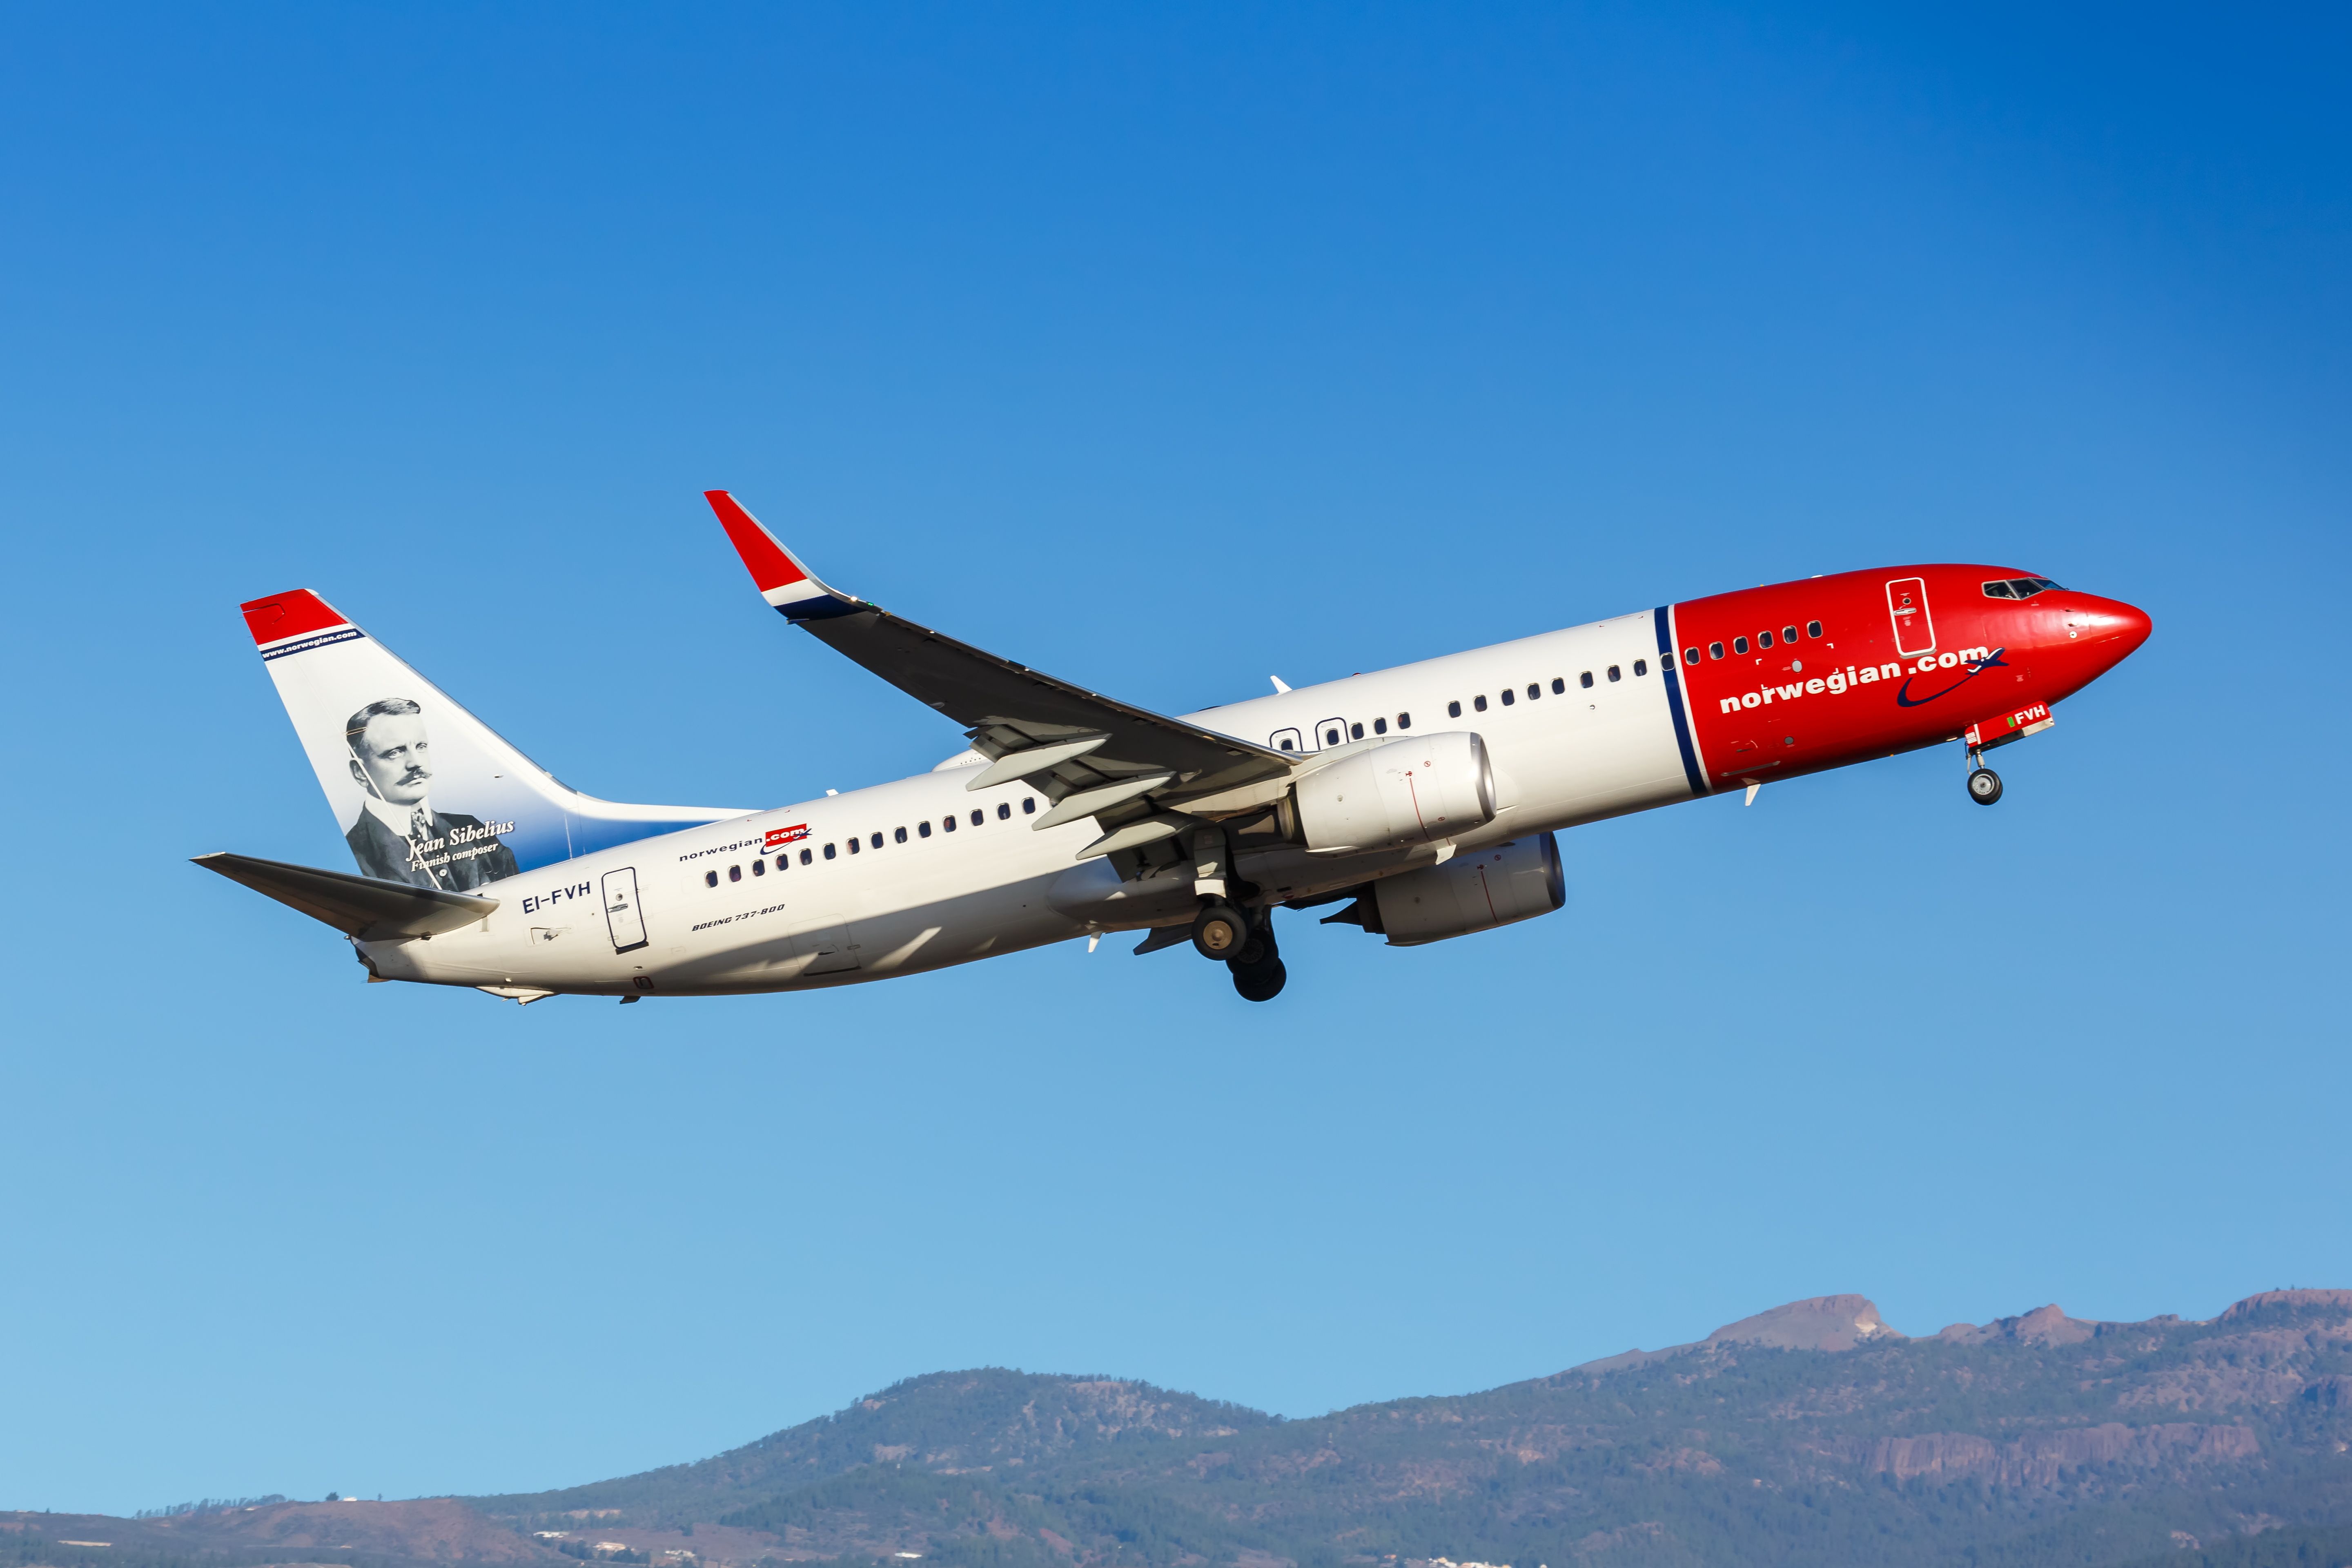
xmin=1286 ymin=732 xmax=1496 ymax=852
xmin=1371 ymin=833 xmax=1564 ymax=946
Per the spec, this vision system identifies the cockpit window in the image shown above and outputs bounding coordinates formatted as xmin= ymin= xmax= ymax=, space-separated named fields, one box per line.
xmin=1984 ymin=577 xmax=2065 ymax=600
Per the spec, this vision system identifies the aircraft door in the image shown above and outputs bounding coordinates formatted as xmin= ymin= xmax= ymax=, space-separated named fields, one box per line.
xmin=601 ymin=867 xmax=649 ymax=953
xmin=1314 ymin=717 xmax=1347 ymax=751
xmin=791 ymin=920 xmax=861 ymax=975
xmin=1886 ymin=577 xmax=1936 ymax=657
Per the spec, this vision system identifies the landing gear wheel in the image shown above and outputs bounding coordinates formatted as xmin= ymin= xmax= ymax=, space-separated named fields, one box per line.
xmin=1231 ymin=956 xmax=1287 ymax=1002
xmin=1191 ymin=902 xmax=1250 ymax=960
xmin=1967 ymin=767 xmax=2004 ymax=805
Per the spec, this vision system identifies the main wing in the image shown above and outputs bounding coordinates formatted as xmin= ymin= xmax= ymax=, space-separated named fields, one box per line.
xmin=706 ymin=491 xmax=1298 ymax=859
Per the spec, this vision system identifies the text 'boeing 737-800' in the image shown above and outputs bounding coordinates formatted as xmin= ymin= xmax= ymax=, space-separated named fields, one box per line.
xmin=197 ymin=492 xmax=2151 ymax=1003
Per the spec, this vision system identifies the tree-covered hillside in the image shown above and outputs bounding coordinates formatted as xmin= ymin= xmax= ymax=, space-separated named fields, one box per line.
xmin=468 ymin=1290 xmax=2352 ymax=1568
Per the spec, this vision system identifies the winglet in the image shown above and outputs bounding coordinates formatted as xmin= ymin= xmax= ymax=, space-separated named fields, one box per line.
xmin=704 ymin=491 xmax=864 ymax=621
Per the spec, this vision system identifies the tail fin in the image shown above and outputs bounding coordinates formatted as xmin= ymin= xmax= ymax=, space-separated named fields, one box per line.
xmin=239 ymin=590 xmax=745 ymax=889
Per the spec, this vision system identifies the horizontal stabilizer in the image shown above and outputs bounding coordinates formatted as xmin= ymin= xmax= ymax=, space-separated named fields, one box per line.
xmin=193 ymin=851 xmax=498 ymax=940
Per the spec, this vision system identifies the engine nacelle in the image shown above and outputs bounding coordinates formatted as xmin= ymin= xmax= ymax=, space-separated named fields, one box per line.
xmin=1289 ymin=732 xmax=1496 ymax=852
xmin=1373 ymin=833 xmax=1564 ymax=947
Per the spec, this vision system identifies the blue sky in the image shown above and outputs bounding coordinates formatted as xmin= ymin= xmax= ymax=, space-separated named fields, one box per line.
xmin=1 ymin=0 xmax=2346 ymax=1515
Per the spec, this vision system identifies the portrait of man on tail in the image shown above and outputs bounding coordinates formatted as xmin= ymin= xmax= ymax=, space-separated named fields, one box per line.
xmin=343 ymin=697 xmax=519 ymax=889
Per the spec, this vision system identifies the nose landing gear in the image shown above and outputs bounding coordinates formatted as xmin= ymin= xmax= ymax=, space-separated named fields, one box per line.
xmin=1967 ymin=765 xmax=2003 ymax=804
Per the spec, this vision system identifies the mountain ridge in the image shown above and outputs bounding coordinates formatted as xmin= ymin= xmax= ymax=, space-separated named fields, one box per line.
xmin=12 ymin=1287 xmax=2352 ymax=1568
xmin=457 ymin=1285 xmax=2352 ymax=1566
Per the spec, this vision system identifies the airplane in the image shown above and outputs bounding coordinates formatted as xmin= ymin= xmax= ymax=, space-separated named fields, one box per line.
xmin=197 ymin=492 xmax=2152 ymax=1004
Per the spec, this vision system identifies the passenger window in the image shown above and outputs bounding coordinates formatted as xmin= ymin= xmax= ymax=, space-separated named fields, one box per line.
xmin=1806 ymin=619 xmax=1822 ymax=637
xmin=1350 ymin=722 xmax=1364 ymax=739
xmin=998 ymin=802 xmax=1011 ymax=820
xmin=942 ymin=816 xmax=956 ymax=833
xmin=1473 ymin=695 xmax=1488 ymax=712
xmin=848 ymin=838 xmax=860 ymax=854
xmin=752 ymin=859 xmax=765 ymax=876
xmin=823 ymin=843 xmax=836 ymax=860
xmin=728 ymin=864 xmax=742 ymax=882
xmin=1708 ymin=641 xmax=1724 ymax=659
xmin=894 ymin=826 xmax=908 ymax=843
xmin=1579 ymin=671 xmax=1593 ymax=688
xmin=1500 ymin=689 xmax=1515 ymax=706
xmin=777 ymin=855 xmax=791 ymax=871
xmin=1782 ymin=626 xmax=1796 ymax=644
xmin=704 ymin=870 xmax=717 ymax=888
xmin=1683 ymin=646 xmax=1700 ymax=664
xmin=1758 ymin=630 xmax=1773 ymax=648
xmin=1448 ymin=700 xmax=1462 ymax=718
xmin=1634 ymin=658 xmax=1647 ymax=676
xmin=1324 ymin=726 xmax=1342 ymax=746
xmin=918 ymin=820 xmax=931 ymax=838
xmin=1526 ymin=683 xmax=1540 ymax=700
xmin=1734 ymin=636 xmax=1750 ymax=654
xmin=867 ymin=832 xmax=880 ymax=849
xmin=1373 ymin=717 xmax=1388 ymax=735
xmin=800 ymin=848 xmax=813 ymax=864
xmin=1551 ymin=677 xmax=1565 ymax=695
xmin=1397 ymin=711 xmax=1411 ymax=730
xmin=971 ymin=809 xmax=984 ymax=826
xmin=1279 ymin=737 xmax=1295 ymax=751
xmin=1022 ymin=797 xmax=1036 ymax=814
xmin=1607 ymin=665 xmax=1621 ymax=682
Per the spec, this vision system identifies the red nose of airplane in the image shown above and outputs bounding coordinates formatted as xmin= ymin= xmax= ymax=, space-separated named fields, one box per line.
xmin=2071 ymin=595 xmax=2153 ymax=667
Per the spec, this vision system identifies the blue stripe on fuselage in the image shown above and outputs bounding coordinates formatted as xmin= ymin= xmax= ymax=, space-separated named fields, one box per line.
xmin=1654 ymin=606 xmax=1707 ymax=797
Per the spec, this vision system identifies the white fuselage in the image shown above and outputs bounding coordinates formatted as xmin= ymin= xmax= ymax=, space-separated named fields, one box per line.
xmin=366 ymin=610 xmax=1687 ymax=996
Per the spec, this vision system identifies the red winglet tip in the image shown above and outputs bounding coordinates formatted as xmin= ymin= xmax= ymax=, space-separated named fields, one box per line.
xmin=239 ymin=589 xmax=349 ymax=646
xmin=704 ymin=490 xmax=808 ymax=594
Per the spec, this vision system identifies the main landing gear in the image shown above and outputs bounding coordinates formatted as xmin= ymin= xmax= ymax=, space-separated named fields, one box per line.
xmin=1192 ymin=900 xmax=1286 ymax=1002
xmin=1967 ymin=767 xmax=2004 ymax=805
xmin=1191 ymin=902 xmax=1248 ymax=959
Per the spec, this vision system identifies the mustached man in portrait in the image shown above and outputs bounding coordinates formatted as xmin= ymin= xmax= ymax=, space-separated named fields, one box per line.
xmin=344 ymin=698 xmax=520 ymax=890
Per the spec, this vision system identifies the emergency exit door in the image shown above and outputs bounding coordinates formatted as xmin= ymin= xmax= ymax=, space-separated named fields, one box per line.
xmin=1885 ymin=577 xmax=1936 ymax=657
xmin=601 ymin=867 xmax=648 ymax=953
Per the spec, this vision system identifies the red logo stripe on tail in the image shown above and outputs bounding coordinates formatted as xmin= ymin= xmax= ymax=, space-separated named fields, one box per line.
xmin=239 ymin=590 xmax=348 ymax=646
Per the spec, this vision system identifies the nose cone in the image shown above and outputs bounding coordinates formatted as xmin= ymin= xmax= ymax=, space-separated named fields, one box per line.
xmin=2083 ymin=596 xmax=2152 ymax=654
xmin=2069 ymin=594 xmax=2152 ymax=671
